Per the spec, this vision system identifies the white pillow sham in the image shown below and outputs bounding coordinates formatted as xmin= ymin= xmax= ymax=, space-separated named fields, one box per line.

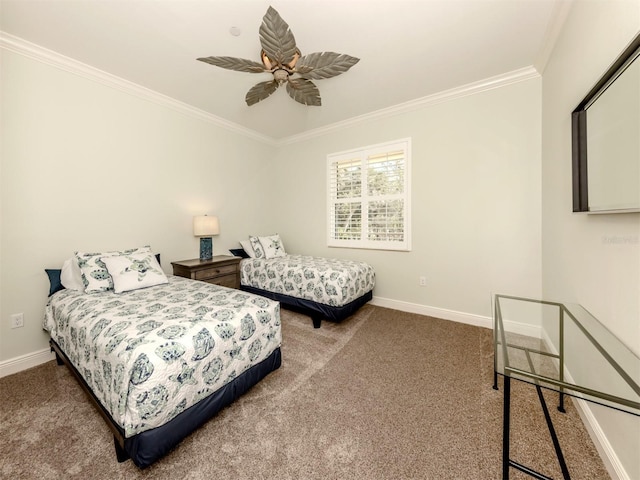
xmin=240 ymin=239 xmax=256 ymax=258
xmin=101 ymin=252 xmax=168 ymax=294
xmin=258 ymin=234 xmax=286 ymax=259
xmin=60 ymin=257 xmax=85 ymax=291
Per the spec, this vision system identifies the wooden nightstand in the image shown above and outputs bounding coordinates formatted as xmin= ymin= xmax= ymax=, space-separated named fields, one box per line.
xmin=171 ymin=256 xmax=242 ymax=289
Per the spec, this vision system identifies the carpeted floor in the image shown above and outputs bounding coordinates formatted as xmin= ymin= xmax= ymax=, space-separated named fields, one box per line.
xmin=0 ymin=305 xmax=610 ymax=479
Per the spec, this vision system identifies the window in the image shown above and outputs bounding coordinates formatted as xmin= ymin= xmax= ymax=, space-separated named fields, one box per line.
xmin=327 ymin=138 xmax=411 ymax=251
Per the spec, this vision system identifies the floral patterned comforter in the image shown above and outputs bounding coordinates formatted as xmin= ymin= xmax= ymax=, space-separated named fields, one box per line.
xmin=43 ymin=276 xmax=281 ymax=437
xmin=240 ymin=255 xmax=375 ymax=307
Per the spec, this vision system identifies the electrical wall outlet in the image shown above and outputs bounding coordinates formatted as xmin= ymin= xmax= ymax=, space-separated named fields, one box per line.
xmin=419 ymin=276 xmax=427 ymax=287
xmin=10 ymin=313 xmax=24 ymax=329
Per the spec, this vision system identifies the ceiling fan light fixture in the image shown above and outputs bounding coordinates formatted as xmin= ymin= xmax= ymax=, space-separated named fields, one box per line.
xmin=261 ymin=50 xmax=273 ymax=70
xmin=197 ymin=6 xmax=359 ymax=107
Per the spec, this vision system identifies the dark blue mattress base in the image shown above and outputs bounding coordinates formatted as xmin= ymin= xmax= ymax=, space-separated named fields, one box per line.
xmin=50 ymin=338 xmax=281 ymax=469
xmin=240 ymin=285 xmax=373 ymax=328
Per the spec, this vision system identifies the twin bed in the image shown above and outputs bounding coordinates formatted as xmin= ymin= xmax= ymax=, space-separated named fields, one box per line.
xmin=232 ymin=234 xmax=375 ymax=328
xmin=44 ymin=250 xmax=282 ymax=468
xmin=43 ymin=241 xmax=374 ymax=468
xmin=238 ymin=254 xmax=375 ymax=328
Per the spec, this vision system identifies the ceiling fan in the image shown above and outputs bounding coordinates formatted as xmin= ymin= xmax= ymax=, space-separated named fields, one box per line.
xmin=197 ymin=6 xmax=359 ymax=107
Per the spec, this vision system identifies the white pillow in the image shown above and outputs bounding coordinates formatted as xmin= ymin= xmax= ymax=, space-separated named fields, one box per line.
xmin=258 ymin=234 xmax=286 ymax=259
xmin=249 ymin=236 xmax=266 ymax=259
xmin=75 ymin=245 xmax=152 ymax=293
xmin=60 ymin=257 xmax=84 ymax=291
xmin=101 ymin=252 xmax=168 ymax=294
xmin=240 ymin=239 xmax=256 ymax=258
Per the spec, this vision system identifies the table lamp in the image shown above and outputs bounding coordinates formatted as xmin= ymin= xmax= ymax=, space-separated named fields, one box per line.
xmin=193 ymin=215 xmax=219 ymax=260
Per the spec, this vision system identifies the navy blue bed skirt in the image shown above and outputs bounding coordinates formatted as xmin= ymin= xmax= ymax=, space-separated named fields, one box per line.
xmin=240 ymin=285 xmax=372 ymax=325
xmin=50 ymin=338 xmax=281 ymax=468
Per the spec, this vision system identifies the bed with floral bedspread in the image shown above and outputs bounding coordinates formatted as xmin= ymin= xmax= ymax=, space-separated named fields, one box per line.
xmin=239 ymin=254 xmax=375 ymax=328
xmin=44 ymin=275 xmax=281 ymax=468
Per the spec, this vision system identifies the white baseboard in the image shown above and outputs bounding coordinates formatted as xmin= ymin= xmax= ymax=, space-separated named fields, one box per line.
xmin=571 ymin=398 xmax=629 ymax=480
xmin=0 ymin=348 xmax=55 ymax=379
xmin=370 ymin=296 xmax=543 ymax=338
xmin=539 ymin=330 xmax=629 ymax=480
xmin=370 ymin=296 xmax=492 ymax=329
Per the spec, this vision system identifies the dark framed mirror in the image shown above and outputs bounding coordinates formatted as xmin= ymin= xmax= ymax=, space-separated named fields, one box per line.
xmin=572 ymin=32 xmax=640 ymax=213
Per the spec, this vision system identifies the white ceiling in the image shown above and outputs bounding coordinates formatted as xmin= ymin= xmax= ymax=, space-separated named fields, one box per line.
xmin=0 ymin=0 xmax=567 ymax=141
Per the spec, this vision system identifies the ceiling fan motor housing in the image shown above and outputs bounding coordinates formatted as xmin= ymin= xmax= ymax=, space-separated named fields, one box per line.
xmin=274 ymin=69 xmax=289 ymax=83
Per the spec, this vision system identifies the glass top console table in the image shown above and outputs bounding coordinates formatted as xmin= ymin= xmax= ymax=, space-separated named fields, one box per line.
xmin=492 ymin=294 xmax=640 ymax=480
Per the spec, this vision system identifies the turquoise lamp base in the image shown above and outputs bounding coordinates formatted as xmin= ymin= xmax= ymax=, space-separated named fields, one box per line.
xmin=199 ymin=237 xmax=213 ymax=260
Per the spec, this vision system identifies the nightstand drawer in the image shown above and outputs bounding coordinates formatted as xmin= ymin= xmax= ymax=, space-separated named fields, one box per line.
xmin=206 ymin=274 xmax=238 ymax=289
xmin=171 ymin=256 xmax=242 ymax=290
xmin=195 ymin=264 xmax=237 ymax=281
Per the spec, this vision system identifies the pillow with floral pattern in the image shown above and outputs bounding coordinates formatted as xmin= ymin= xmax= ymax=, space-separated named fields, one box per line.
xmin=258 ymin=234 xmax=286 ymax=259
xmin=101 ymin=252 xmax=168 ymax=293
xmin=75 ymin=245 xmax=151 ymax=293
xmin=249 ymin=236 xmax=266 ymax=259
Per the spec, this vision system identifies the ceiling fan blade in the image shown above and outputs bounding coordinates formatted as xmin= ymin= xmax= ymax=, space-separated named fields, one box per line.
xmin=197 ymin=56 xmax=266 ymax=73
xmin=285 ymin=78 xmax=321 ymax=106
xmin=245 ymin=80 xmax=280 ymax=106
xmin=296 ymin=52 xmax=360 ymax=79
xmin=259 ymin=6 xmax=298 ymax=67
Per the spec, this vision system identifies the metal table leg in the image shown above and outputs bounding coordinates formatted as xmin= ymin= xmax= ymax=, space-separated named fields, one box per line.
xmin=502 ymin=375 xmax=511 ymax=479
xmin=536 ymin=385 xmax=571 ymax=479
xmin=500 ymin=375 xmax=572 ymax=480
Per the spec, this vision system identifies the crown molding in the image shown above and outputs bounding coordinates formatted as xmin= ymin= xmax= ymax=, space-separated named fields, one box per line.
xmin=0 ymin=31 xmax=277 ymax=146
xmin=533 ymin=0 xmax=574 ymax=74
xmin=2 ymin=31 xmax=540 ymax=148
xmin=278 ymin=65 xmax=540 ymax=145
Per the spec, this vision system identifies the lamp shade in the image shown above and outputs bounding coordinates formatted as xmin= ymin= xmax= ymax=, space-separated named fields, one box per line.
xmin=193 ymin=215 xmax=219 ymax=237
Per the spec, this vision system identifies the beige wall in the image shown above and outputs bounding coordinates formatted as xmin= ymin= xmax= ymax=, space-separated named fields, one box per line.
xmin=0 ymin=50 xmax=278 ymax=361
xmin=541 ymin=1 xmax=640 ymax=478
xmin=1 ymin=49 xmax=544 ymax=356
xmin=271 ymin=78 xmax=543 ymax=321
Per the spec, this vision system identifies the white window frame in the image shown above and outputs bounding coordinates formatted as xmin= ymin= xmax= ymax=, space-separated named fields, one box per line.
xmin=327 ymin=138 xmax=411 ymax=251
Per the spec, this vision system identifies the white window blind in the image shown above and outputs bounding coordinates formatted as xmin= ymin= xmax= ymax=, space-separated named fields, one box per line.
xmin=327 ymin=138 xmax=411 ymax=251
